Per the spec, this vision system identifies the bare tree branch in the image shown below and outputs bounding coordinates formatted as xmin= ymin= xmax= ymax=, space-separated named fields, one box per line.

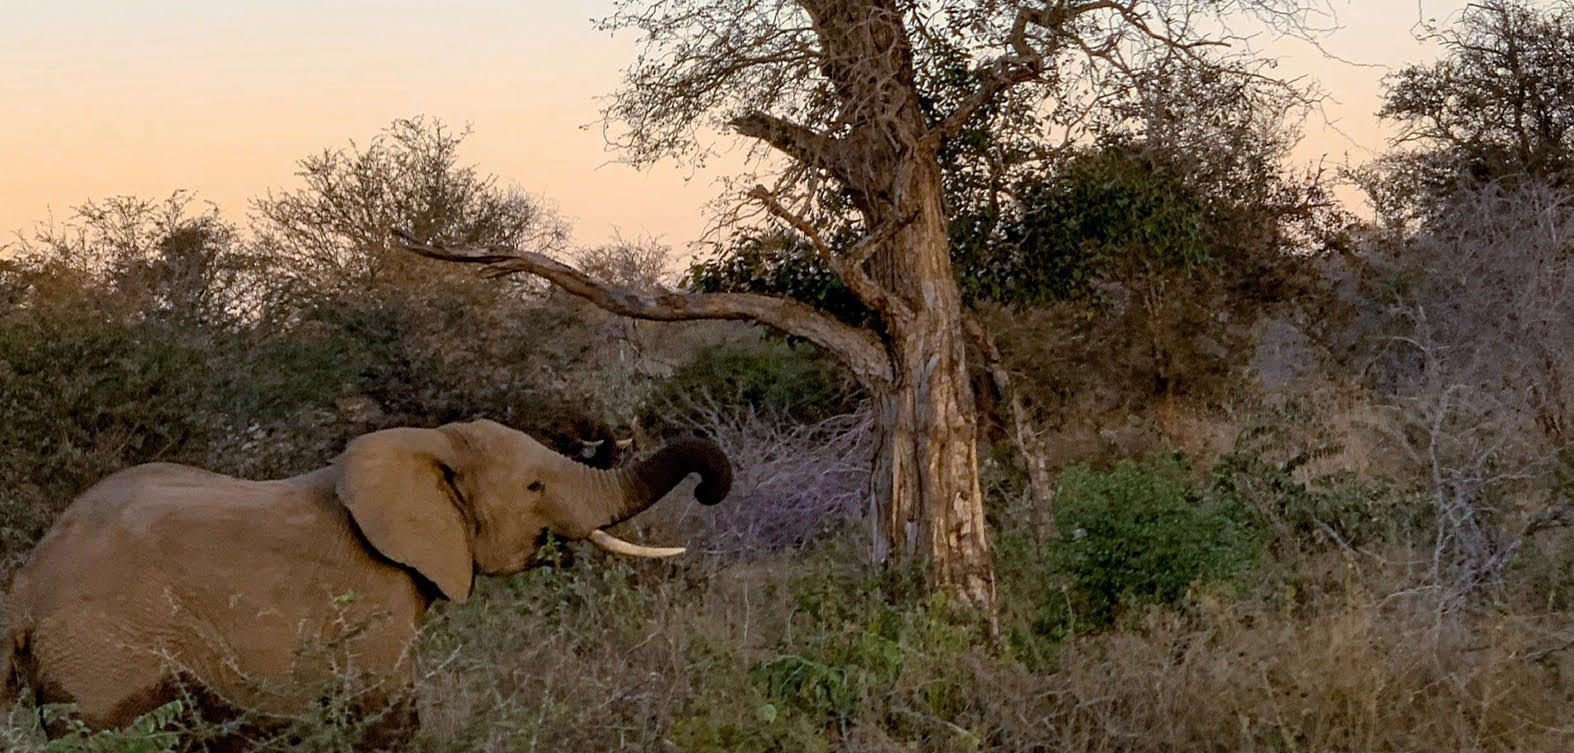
xmin=747 ymin=185 xmax=914 ymax=325
xmin=730 ymin=112 xmax=854 ymax=183
xmin=394 ymin=229 xmax=894 ymax=387
xmin=925 ymin=0 xmax=1228 ymax=146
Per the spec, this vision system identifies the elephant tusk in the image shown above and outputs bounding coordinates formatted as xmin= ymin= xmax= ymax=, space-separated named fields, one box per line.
xmin=587 ymin=529 xmax=686 ymax=558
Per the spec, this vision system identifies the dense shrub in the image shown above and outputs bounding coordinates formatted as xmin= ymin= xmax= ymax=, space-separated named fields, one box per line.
xmin=1043 ymin=453 xmax=1263 ymax=629
xmin=639 ymin=339 xmax=860 ymax=435
xmin=0 ymin=304 xmax=216 ymax=563
xmin=1209 ymin=451 xmax=1429 ymax=554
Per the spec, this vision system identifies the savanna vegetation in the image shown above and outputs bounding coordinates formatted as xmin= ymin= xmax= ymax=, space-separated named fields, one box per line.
xmin=6 ymin=0 xmax=1574 ymax=750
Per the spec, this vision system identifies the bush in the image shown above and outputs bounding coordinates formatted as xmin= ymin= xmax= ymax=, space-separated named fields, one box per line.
xmin=1209 ymin=451 xmax=1429 ymax=554
xmin=1043 ymin=453 xmax=1263 ymax=630
xmin=639 ymin=339 xmax=859 ymax=435
xmin=0 ymin=306 xmax=215 ymax=566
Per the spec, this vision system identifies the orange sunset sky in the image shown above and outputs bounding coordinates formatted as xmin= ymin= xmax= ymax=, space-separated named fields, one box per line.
xmin=2 ymin=1 xmax=1476 ymax=252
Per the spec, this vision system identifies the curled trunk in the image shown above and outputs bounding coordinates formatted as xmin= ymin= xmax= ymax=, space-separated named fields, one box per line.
xmin=624 ymin=437 xmax=733 ymax=512
xmin=572 ymin=437 xmax=732 ymax=547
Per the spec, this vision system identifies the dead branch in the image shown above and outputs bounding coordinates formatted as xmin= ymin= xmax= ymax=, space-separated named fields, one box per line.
xmin=730 ymin=112 xmax=854 ymax=184
xmin=746 ymin=185 xmax=913 ymax=325
xmin=394 ymin=229 xmax=894 ymax=387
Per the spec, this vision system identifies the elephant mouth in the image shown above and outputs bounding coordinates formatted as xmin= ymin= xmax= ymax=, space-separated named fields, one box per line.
xmin=587 ymin=529 xmax=686 ymax=558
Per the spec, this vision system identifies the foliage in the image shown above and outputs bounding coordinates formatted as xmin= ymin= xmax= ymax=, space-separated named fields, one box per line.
xmin=7 ymin=192 xmax=270 ymax=328
xmin=38 ymin=702 xmax=184 ymax=753
xmin=0 ymin=305 xmax=215 ymax=558
xmin=692 ymin=138 xmax=1218 ymax=316
xmin=251 ymin=116 xmax=567 ymax=292
xmin=1210 ymin=450 xmax=1427 ymax=555
xmin=1371 ymin=0 xmax=1574 ymax=225
xmin=955 ymin=140 xmax=1211 ymax=305
xmin=690 ymin=67 xmax=1334 ymax=316
xmin=686 ymin=233 xmax=873 ymax=329
xmin=1043 ymin=454 xmax=1263 ymax=629
xmin=1203 ymin=402 xmax=1430 ymax=555
xmin=638 ymin=339 xmax=860 ymax=435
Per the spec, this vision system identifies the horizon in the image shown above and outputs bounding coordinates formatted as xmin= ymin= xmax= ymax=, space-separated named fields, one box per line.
xmin=2 ymin=1 xmax=1473 ymax=256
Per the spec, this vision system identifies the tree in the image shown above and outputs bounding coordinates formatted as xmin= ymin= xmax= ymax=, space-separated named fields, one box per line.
xmin=1354 ymin=3 xmax=1574 ymax=595
xmin=7 ymin=192 xmax=267 ymax=328
xmin=1370 ymin=0 xmax=1574 ymax=225
xmin=403 ymin=0 xmax=1328 ymax=612
xmin=255 ymin=116 xmax=568 ymax=292
xmin=1358 ymin=180 xmax=1574 ymax=598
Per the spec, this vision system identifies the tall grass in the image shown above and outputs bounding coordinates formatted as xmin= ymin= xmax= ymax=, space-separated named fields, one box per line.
xmin=8 ymin=437 xmax=1571 ymax=753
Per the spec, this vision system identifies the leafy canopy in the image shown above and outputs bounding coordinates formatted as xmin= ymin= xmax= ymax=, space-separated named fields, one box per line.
xmin=1370 ymin=0 xmax=1574 ymax=224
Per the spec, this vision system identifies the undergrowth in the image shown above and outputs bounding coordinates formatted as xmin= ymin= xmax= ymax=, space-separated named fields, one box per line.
xmin=6 ymin=437 xmax=1571 ymax=752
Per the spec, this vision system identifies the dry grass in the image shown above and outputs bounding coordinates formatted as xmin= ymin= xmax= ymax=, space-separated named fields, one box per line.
xmin=6 ymin=420 xmax=1574 ymax=752
xmin=397 ymin=544 xmax=1574 ymax=753
xmin=1031 ymin=583 xmax=1574 ymax=751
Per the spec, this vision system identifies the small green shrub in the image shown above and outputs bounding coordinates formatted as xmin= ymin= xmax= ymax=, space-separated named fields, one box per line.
xmin=752 ymin=655 xmax=862 ymax=730
xmin=1044 ymin=453 xmax=1263 ymax=630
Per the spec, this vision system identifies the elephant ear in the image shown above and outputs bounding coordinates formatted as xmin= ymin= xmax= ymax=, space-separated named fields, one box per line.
xmin=335 ymin=428 xmax=474 ymax=604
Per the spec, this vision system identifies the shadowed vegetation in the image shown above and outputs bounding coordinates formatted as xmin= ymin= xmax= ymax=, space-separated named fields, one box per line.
xmin=7 ymin=3 xmax=1574 ymax=747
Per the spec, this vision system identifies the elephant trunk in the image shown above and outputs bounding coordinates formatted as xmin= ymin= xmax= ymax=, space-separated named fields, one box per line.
xmin=569 ymin=434 xmax=727 ymax=557
xmin=606 ymin=437 xmax=733 ymax=527
xmin=573 ymin=436 xmax=731 ymax=559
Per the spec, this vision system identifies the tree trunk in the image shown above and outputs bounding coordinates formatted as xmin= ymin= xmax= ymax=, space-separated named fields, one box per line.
xmin=870 ymin=339 xmax=996 ymax=609
xmin=866 ymin=156 xmax=996 ymax=611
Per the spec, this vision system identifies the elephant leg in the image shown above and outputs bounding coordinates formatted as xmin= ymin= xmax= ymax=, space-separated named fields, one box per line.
xmin=25 ymin=624 xmax=177 ymax=732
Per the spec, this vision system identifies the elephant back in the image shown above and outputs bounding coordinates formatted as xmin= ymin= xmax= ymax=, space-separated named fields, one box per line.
xmin=6 ymin=463 xmax=428 ymax=726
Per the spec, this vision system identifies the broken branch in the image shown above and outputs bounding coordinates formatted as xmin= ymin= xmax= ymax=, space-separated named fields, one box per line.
xmin=395 ymin=229 xmax=894 ymax=387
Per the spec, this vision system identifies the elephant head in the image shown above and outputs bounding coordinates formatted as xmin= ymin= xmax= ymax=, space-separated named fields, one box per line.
xmin=332 ymin=419 xmax=730 ymax=603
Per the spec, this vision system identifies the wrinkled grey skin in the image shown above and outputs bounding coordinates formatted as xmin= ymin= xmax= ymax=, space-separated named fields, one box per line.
xmin=0 ymin=419 xmax=731 ymax=740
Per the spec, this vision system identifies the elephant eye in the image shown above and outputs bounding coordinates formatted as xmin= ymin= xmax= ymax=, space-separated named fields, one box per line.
xmin=527 ymin=480 xmax=545 ymax=493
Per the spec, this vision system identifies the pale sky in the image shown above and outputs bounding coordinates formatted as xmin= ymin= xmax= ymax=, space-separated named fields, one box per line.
xmin=1 ymin=1 xmax=1478 ymax=252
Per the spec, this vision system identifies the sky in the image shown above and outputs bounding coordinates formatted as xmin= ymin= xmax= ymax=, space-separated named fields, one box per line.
xmin=0 ymin=1 xmax=1479 ymax=253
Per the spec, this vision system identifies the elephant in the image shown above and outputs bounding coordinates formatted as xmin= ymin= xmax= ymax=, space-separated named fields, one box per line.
xmin=0 ymin=418 xmax=731 ymax=744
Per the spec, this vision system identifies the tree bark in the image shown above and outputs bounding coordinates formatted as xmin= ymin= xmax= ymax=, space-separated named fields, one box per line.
xmin=862 ymin=154 xmax=996 ymax=609
xmin=870 ymin=332 xmax=996 ymax=607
